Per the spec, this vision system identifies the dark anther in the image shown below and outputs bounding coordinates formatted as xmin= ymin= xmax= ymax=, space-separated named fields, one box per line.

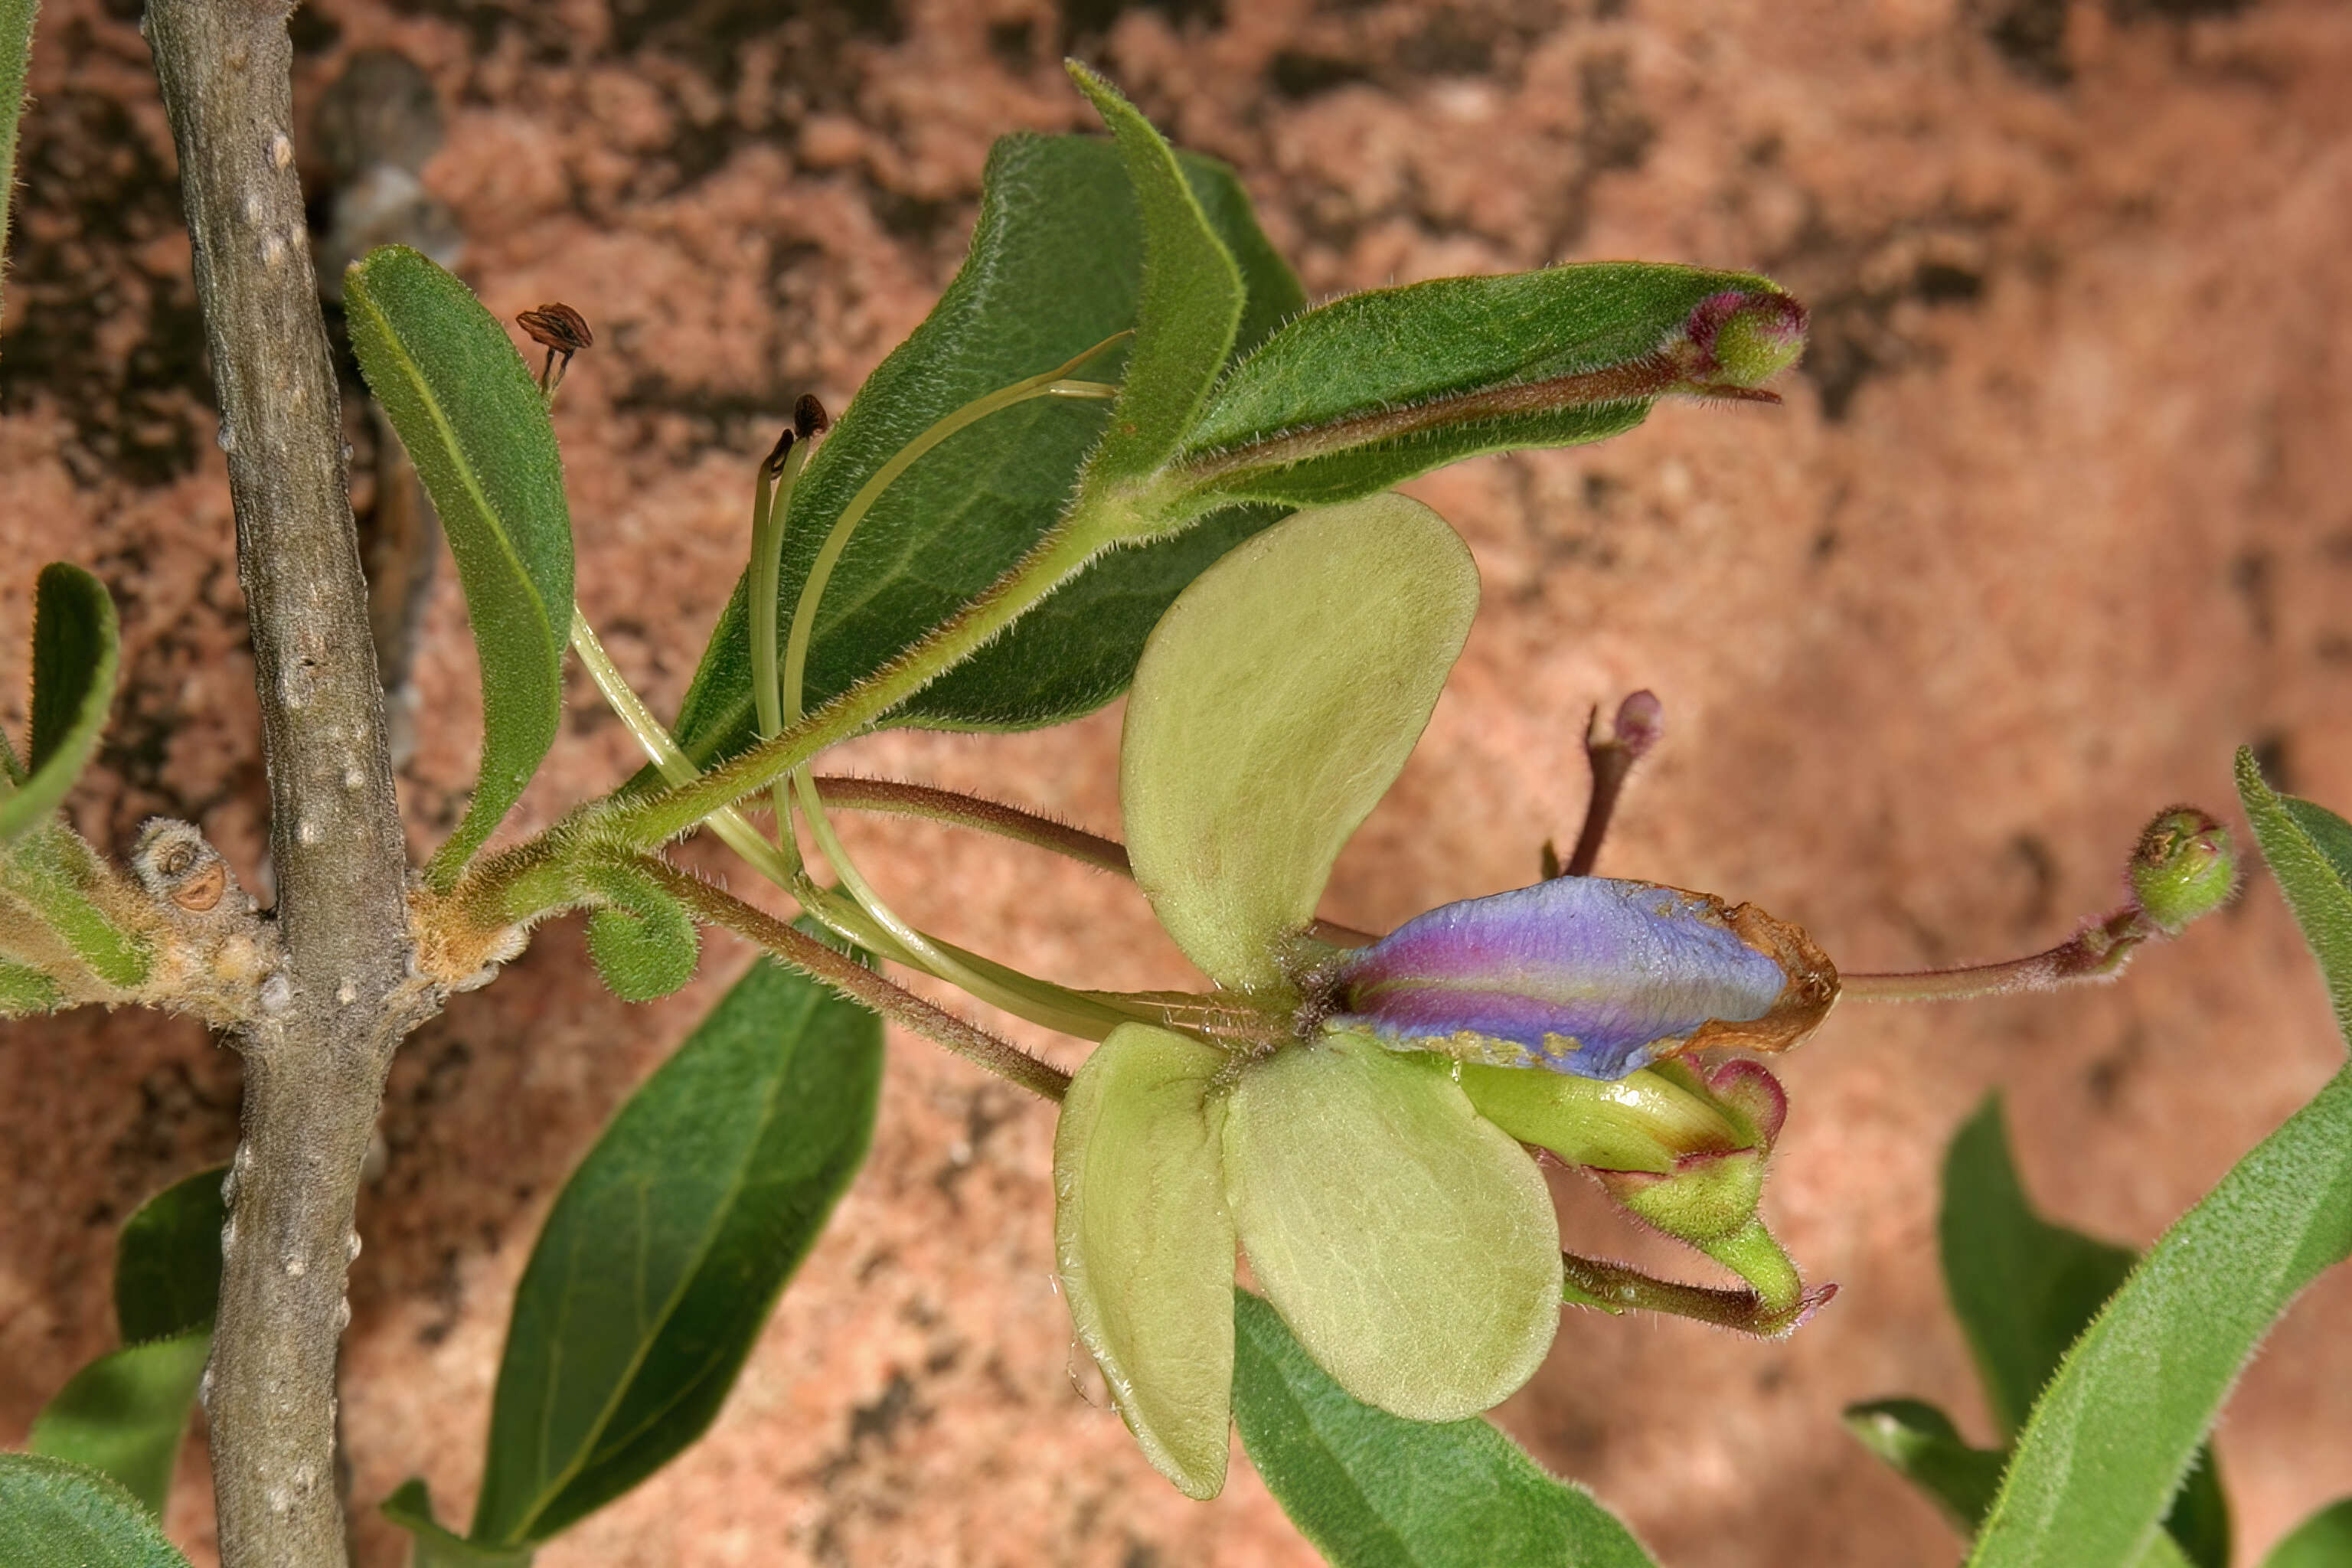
xmin=761 ymin=427 xmax=797 ymax=480
xmin=517 ymin=302 xmax=593 ymax=394
xmin=794 ymin=392 xmax=831 ymax=439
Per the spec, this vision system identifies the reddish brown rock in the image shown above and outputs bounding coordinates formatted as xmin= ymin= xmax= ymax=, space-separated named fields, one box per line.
xmin=2 ymin=1 xmax=2348 ymax=1564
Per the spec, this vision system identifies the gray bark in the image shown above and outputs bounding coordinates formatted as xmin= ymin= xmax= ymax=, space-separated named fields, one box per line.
xmin=145 ymin=3 xmax=430 ymax=1563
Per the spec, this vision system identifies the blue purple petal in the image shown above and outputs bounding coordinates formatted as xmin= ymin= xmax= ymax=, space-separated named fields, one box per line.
xmin=1330 ymin=876 xmax=1834 ymax=1080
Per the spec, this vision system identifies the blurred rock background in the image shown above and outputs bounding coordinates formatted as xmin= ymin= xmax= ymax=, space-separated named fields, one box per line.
xmin=1 ymin=0 xmax=2347 ymax=1563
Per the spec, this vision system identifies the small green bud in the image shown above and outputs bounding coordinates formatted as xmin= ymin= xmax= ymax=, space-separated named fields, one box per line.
xmin=2128 ymin=806 xmax=2236 ymax=936
xmin=1677 ymin=289 xmax=1808 ymax=390
xmin=1594 ymin=1147 xmax=1766 ymax=1246
xmin=580 ymin=863 xmax=701 ymax=1001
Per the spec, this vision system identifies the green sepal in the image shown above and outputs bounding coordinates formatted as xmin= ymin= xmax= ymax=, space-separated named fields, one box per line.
xmin=1120 ymin=495 xmax=1478 ymax=992
xmin=1053 ymin=1023 xmax=1237 ymax=1499
xmin=345 ymin=245 xmax=574 ymax=890
xmin=1222 ymin=1034 xmax=1560 ymax=1422
xmin=1 ymin=564 xmax=121 ymax=848
xmin=1456 ymin=1058 xmax=1758 ymax=1174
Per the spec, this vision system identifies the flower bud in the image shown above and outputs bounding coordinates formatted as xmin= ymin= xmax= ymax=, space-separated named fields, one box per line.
xmin=1329 ymin=875 xmax=1839 ymax=1081
xmin=2128 ymin=806 xmax=2236 ymax=936
xmin=1675 ymin=289 xmax=1808 ymax=390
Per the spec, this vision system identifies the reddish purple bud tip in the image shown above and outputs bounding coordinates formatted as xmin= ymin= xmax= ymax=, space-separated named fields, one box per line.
xmin=1677 ymin=289 xmax=1808 ymax=390
xmin=1611 ymin=690 xmax=1664 ymax=760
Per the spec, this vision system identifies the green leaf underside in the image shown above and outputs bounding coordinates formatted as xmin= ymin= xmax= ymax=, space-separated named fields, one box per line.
xmin=2262 ymin=1499 xmax=2352 ymax=1568
xmin=1 ymin=563 xmax=120 ymax=846
xmin=1965 ymin=1066 xmax=2352 ymax=1568
xmin=1941 ymin=1099 xmax=2230 ymax=1566
xmin=345 ymin=246 xmax=573 ymax=887
xmin=1065 ymin=62 xmax=1243 ymax=488
xmin=2238 ymin=750 xmax=2352 ymax=1037
xmin=115 ymin=1166 xmax=227 ymax=1344
xmin=1171 ymin=263 xmax=1774 ymax=509
xmin=383 ymin=1480 xmax=534 ymax=1567
xmin=1842 ymin=1400 xmax=2007 ymax=1534
xmin=1232 ymin=1292 xmax=1656 ymax=1568
xmin=0 ymin=1454 xmax=194 ymax=1568
xmin=1223 ymin=1034 xmax=1560 ymax=1423
xmin=29 ymin=1331 xmax=211 ymax=1517
xmin=662 ymin=131 xmax=1305 ymax=760
xmin=471 ymin=956 xmax=881 ymax=1544
xmin=1120 ymin=495 xmax=1477 ymax=991
xmin=1054 ymin=1024 xmax=1236 ymax=1499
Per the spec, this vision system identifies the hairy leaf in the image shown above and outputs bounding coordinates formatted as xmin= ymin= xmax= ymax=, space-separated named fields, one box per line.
xmin=579 ymin=864 xmax=700 ymax=1002
xmin=1942 ymin=1098 xmax=2137 ymax=1438
xmin=382 ymin=1481 xmax=533 ymax=1567
xmin=0 ymin=0 xmax=35 ymax=332
xmin=1843 ymin=1399 xmax=2008 ymax=1534
xmin=28 ymin=1331 xmax=209 ymax=1517
xmin=1065 ymin=62 xmax=1242 ymax=489
xmin=1965 ymin=1067 xmax=2352 ymax=1568
xmin=345 ymin=246 xmax=573 ymax=887
xmin=665 ymin=129 xmax=1304 ymax=753
xmin=1168 ymin=263 xmax=1798 ymax=510
xmin=2262 ymin=1499 xmax=2352 ymax=1568
xmin=470 ymin=956 xmax=881 ymax=1544
xmin=1232 ymin=1292 xmax=1655 ymax=1568
xmin=2238 ymin=750 xmax=2352 ymax=1036
xmin=0 ymin=564 xmax=120 ymax=846
xmin=0 ymin=1454 xmax=194 ymax=1567
xmin=115 ymin=1166 xmax=227 ymax=1344
xmin=1942 ymin=1099 xmax=2230 ymax=1566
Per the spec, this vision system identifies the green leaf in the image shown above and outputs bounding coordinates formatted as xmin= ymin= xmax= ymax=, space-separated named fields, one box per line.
xmin=1842 ymin=1398 xmax=2009 ymax=1534
xmin=1941 ymin=1096 xmax=2137 ymax=1438
xmin=0 ymin=1454 xmax=194 ymax=1568
xmin=1942 ymin=1099 xmax=2230 ymax=1566
xmin=28 ymin=1331 xmax=209 ymax=1517
xmin=470 ymin=955 xmax=882 ymax=1544
xmin=1231 ymin=1291 xmax=1656 ymax=1568
xmin=0 ymin=0 xmax=38 ymax=334
xmin=1120 ymin=495 xmax=1478 ymax=991
xmin=2238 ymin=750 xmax=2352 ymax=1040
xmin=383 ymin=1480 xmax=534 ymax=1568
xmin=0 ymin=564 xmax=121 ymax=846
xmin=1 ymin=823 xmax=147 ymax=988
xmin=2262 ymin=1499 xmax=2352 ymax=1568
xmin=1966 ymin=1066 xmax=2352 ymax=1568
xmin=345 ymin=245 xmax=573 ymax=889
xmin=1222 ymin=1034 xmax=1559 ymax=1423
xmin=1054 ymin=1024 xmax=1237 ymax=1500
xmin=1169 ymin=264 xmax=1796 ymax=511
xmin=115 ymin=1166 xmax=227 ymax=1344
xmin=1064 ymin=62 xmax=1243 ymax=492
xmin=665 ymin=132 xmax=1304 ymax=754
